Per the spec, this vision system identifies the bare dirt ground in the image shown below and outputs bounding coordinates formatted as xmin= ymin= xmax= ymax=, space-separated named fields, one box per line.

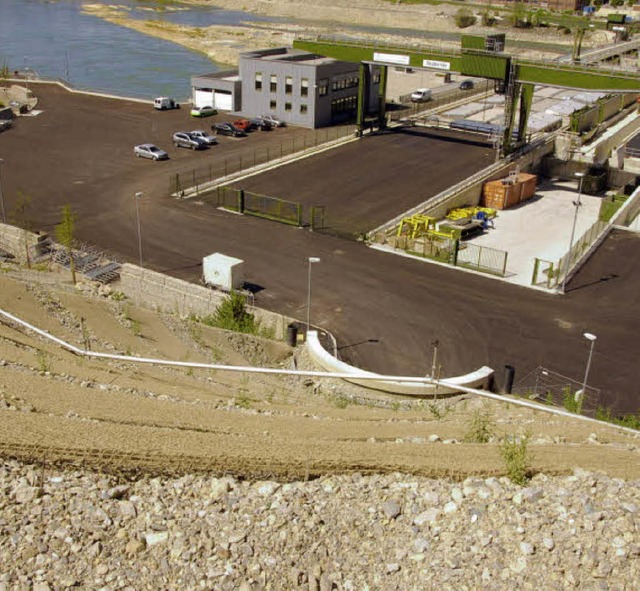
xmin=1 ymin=265 xmax=638 ymax=481
xmin=82 ymin=0 xmax=615 ymax=67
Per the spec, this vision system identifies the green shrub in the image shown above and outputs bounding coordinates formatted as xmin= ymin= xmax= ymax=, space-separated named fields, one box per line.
xmin=501 ymin=432 xmax=532 ymax=485
xmin=562 ymin=386 xmax=582 ymax=414
xmin=454 ymin=8 xmax=476 ymax=28
xmin=464 ymin=409 xmax=495 ymax=443
xmin=207 ymin=291 xmax=259 ymax=334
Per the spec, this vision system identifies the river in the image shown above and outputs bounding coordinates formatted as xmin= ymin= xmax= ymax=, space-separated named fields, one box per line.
xmin=0 ymin=0 xmax=570 ymax=101
xmin=0 ymin=0 xmax=257 ymax=100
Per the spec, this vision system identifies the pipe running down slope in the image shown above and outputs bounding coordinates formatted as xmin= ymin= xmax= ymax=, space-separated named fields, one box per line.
xmin=0 ymin=308 xmax=637 ymax=436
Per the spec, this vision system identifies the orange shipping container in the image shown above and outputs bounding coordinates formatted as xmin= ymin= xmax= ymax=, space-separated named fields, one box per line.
xmin=481 ymin=173 xmax=537 ymax=210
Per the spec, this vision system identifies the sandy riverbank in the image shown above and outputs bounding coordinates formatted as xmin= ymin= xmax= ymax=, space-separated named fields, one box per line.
xmin=82 ymin=1 xmax=613 ymax=67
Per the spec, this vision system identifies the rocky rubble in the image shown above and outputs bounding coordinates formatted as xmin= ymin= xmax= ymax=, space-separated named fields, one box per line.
xmin=0 ymin=460 xmax=638 ymax=590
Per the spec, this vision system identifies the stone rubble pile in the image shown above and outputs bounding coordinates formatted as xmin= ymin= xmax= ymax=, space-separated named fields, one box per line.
xmin=0 ymin=460 xmax=638 ymax=590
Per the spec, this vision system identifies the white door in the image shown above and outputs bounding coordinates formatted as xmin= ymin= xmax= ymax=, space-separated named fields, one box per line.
xmin=214 ymin=90 xmax=233 ymax=111
xmin=193 ymin=89 xmax=213 ymax=108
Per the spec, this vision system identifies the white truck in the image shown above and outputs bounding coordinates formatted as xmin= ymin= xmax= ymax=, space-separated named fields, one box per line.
xmin=154 ymin=97 xmax=180 ymax=111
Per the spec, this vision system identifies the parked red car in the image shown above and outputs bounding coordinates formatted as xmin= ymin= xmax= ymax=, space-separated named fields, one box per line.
xmin=232 ymin=118 xmax=257 ymax=132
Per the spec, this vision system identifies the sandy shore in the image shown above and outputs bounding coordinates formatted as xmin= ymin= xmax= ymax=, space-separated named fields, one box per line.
xmin=82 ymin=1 xmax=613 ymax=67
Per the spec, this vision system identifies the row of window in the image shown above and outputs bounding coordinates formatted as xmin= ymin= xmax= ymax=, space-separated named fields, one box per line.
xmin=254 ymin=72 xmax=379 ymax=95
xmin=267 ymin=99 xmax=308 ymax=114
xmin=331 ymin=95 xmax=358 ymax=115
xmin=255 ymin=73 xmax=310 ymax=96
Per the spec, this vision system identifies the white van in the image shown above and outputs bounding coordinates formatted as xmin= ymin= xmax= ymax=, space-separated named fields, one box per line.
xmin=410 ymin=88 xmax=432 ymax=103
xmin=154 ymin=97 xmax=180 ymax=111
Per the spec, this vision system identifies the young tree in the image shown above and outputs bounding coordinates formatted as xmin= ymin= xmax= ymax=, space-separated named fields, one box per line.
xmin=55 ymin=204 xmax=77 ymax=284
xmin=11 ymin=191 xmax=33 ymax=269
xmin=213 ymin=291 xmax=258 ymax=334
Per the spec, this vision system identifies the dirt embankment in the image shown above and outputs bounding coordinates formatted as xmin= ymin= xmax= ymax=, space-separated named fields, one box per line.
xmin=82 ymin=1 xmax=613 ymax=67
xmin=0 ymin=264 xmax=638 ymax=481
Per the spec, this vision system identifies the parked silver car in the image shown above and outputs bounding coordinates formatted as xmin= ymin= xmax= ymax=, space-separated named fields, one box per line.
xmin=260 ymin=114 xmax=285 ymax=127
xmin=133 ymin=143 xmax=169 ymax=161
xmin=173 ymin=132 xmax=207 ymax=150
xmin=189 ymin=130 xmax=218 ymax=145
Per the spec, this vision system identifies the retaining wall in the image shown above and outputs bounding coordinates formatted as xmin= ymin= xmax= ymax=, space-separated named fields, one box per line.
xmin=118 ymin=264 xmax=293 ymax=340
xmin=0 ymin=223 xmax=46 ymax=264
xmin=422 ymin=139 xmax=555 ymax=220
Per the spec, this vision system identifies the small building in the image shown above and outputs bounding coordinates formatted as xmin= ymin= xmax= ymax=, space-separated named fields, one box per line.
xmin=191 ymin=70 xmax=242 ymax=112
xmin=191 ymin=47 xmax=381 ymax=128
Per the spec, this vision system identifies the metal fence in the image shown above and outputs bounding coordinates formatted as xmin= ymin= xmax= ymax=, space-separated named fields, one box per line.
xmin=455 ymin=242 xmax=508 ymax=276
xmin=309 ymin=205 xmax=371 ymax=241
xmin=171 ymin=125 xmax=357 ymax=196
xmin=514 ymin=366 xmax=600 ymax=418
xmin=559 ymin=219 xmax=606 ymax=278
xmin=244 ymin=191 xmax=302 ymax=226
xmin=199 ymin=186 xmax=302 ymax=226
xmin=396 ymin=234 xmax=456 ymax=264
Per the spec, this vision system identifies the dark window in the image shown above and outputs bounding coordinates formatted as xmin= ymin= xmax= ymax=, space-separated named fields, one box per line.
xmin=255 ymin=72 xmax=262 ymax=91
xmin=300 ymin=104 xmax=307 ymax=114
xmin=285 ymin=102 xmax=292 ymax=112
xmin=285 ymin=76 xmax=293 ymax=95
xmin=301 ymin=78 xmax=309 ymax=97
xmin=270 ymin=74 xmax=277 ymax=93
xmin=269 ymin=99 xmax=277 ymax=110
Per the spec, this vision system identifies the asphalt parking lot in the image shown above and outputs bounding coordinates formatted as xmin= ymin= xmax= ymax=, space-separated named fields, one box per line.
xmin=231 ymin=127 xmax=494 ymax=234
xmin=1 ymin=83 xmax=639 ymax=414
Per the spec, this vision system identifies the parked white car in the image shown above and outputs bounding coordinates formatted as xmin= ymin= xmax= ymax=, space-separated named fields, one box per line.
xmin=189 ymin=130 xmax=218 ymax=145
xmin=190 ymin=105 xmax=217 ymax=118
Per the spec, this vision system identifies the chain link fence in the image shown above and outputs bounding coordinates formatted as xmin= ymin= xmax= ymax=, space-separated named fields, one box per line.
xmin=456 ymin=242 xmax=508 ymax=277
xmin=170 ymin=126 xmax=357 ymax=196
xmin=514 ymin=366 xmax=600 ymax=418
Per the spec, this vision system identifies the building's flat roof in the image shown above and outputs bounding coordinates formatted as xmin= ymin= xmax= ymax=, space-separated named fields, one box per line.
xmin=242 ymin=47 xmax=337 ymax=66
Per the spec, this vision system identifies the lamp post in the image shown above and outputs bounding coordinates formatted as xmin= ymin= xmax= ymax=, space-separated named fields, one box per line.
xmin=134 ymin=191 xmax=143 ymax=267
xmin=306 ymin=257 xmax=320 ymax=333
xmin=0 ymin=158 xmax=6 ymax=224
xmin=561 ymin=171 xmax=585 ymax=293
xmin=580 ymin=332 xmax=597 ymax=401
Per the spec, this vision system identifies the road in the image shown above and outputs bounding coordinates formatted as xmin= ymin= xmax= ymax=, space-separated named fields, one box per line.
xmin=1 ymin=83 xmax=639 ymax=414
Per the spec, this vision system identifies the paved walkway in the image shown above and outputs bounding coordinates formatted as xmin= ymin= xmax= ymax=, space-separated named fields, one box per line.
xmin=468 ymin=179 xmax=602 ymax=287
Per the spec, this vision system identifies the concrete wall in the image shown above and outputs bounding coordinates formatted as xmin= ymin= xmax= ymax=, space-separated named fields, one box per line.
xmin=423 ymin=140 xmax=555 ymax=220
xmin=0 ymin=223 xmax=48 ymax=264
xmin=118 ymin=264 xmax=293 ymax=340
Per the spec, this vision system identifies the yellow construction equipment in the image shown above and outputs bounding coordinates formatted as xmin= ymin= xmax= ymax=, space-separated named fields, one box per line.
xmin=396 ymin=214 xmax=437 ymax=238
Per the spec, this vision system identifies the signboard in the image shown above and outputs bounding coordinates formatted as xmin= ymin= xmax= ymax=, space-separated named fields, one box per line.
xmin=422 ymin=59 xmax=451 ymax=71
xmin=373 ymin=52 xmax=410 ymax=66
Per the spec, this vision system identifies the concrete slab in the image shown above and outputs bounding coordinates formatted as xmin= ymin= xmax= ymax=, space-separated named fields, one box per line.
xmin=442 ymin=103 xmax=486 ymax=118
xmin=466 ymin=180 xmax=602 ymax=286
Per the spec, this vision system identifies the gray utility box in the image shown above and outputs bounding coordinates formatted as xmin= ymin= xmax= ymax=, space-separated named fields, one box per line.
xmin=202 ymin=253 xmax=245 ymax=291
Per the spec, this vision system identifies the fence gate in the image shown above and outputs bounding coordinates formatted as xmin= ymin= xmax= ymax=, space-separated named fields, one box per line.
xmin=311 ymin=206 xmax=326 ymax=231
xmin=531 ymin=258 xmax=558 ymax=289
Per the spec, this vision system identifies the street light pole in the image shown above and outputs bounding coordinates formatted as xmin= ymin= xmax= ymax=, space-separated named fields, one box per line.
xmin=0 ymin=158 xmax=6 ymax=224
xmin=561 ymin=171 xmax=585 ymax=293
xmin=306 ymin=257 xmax=320 ymax=333
xmin=580 ymin=332 xmax=597 ymax=401
xmin=134 ymin=191 xmax=143 ymax=267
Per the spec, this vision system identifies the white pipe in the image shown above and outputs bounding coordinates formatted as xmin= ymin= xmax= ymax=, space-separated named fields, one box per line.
xmin=0 ymin=307 xmax=638 ymax=436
